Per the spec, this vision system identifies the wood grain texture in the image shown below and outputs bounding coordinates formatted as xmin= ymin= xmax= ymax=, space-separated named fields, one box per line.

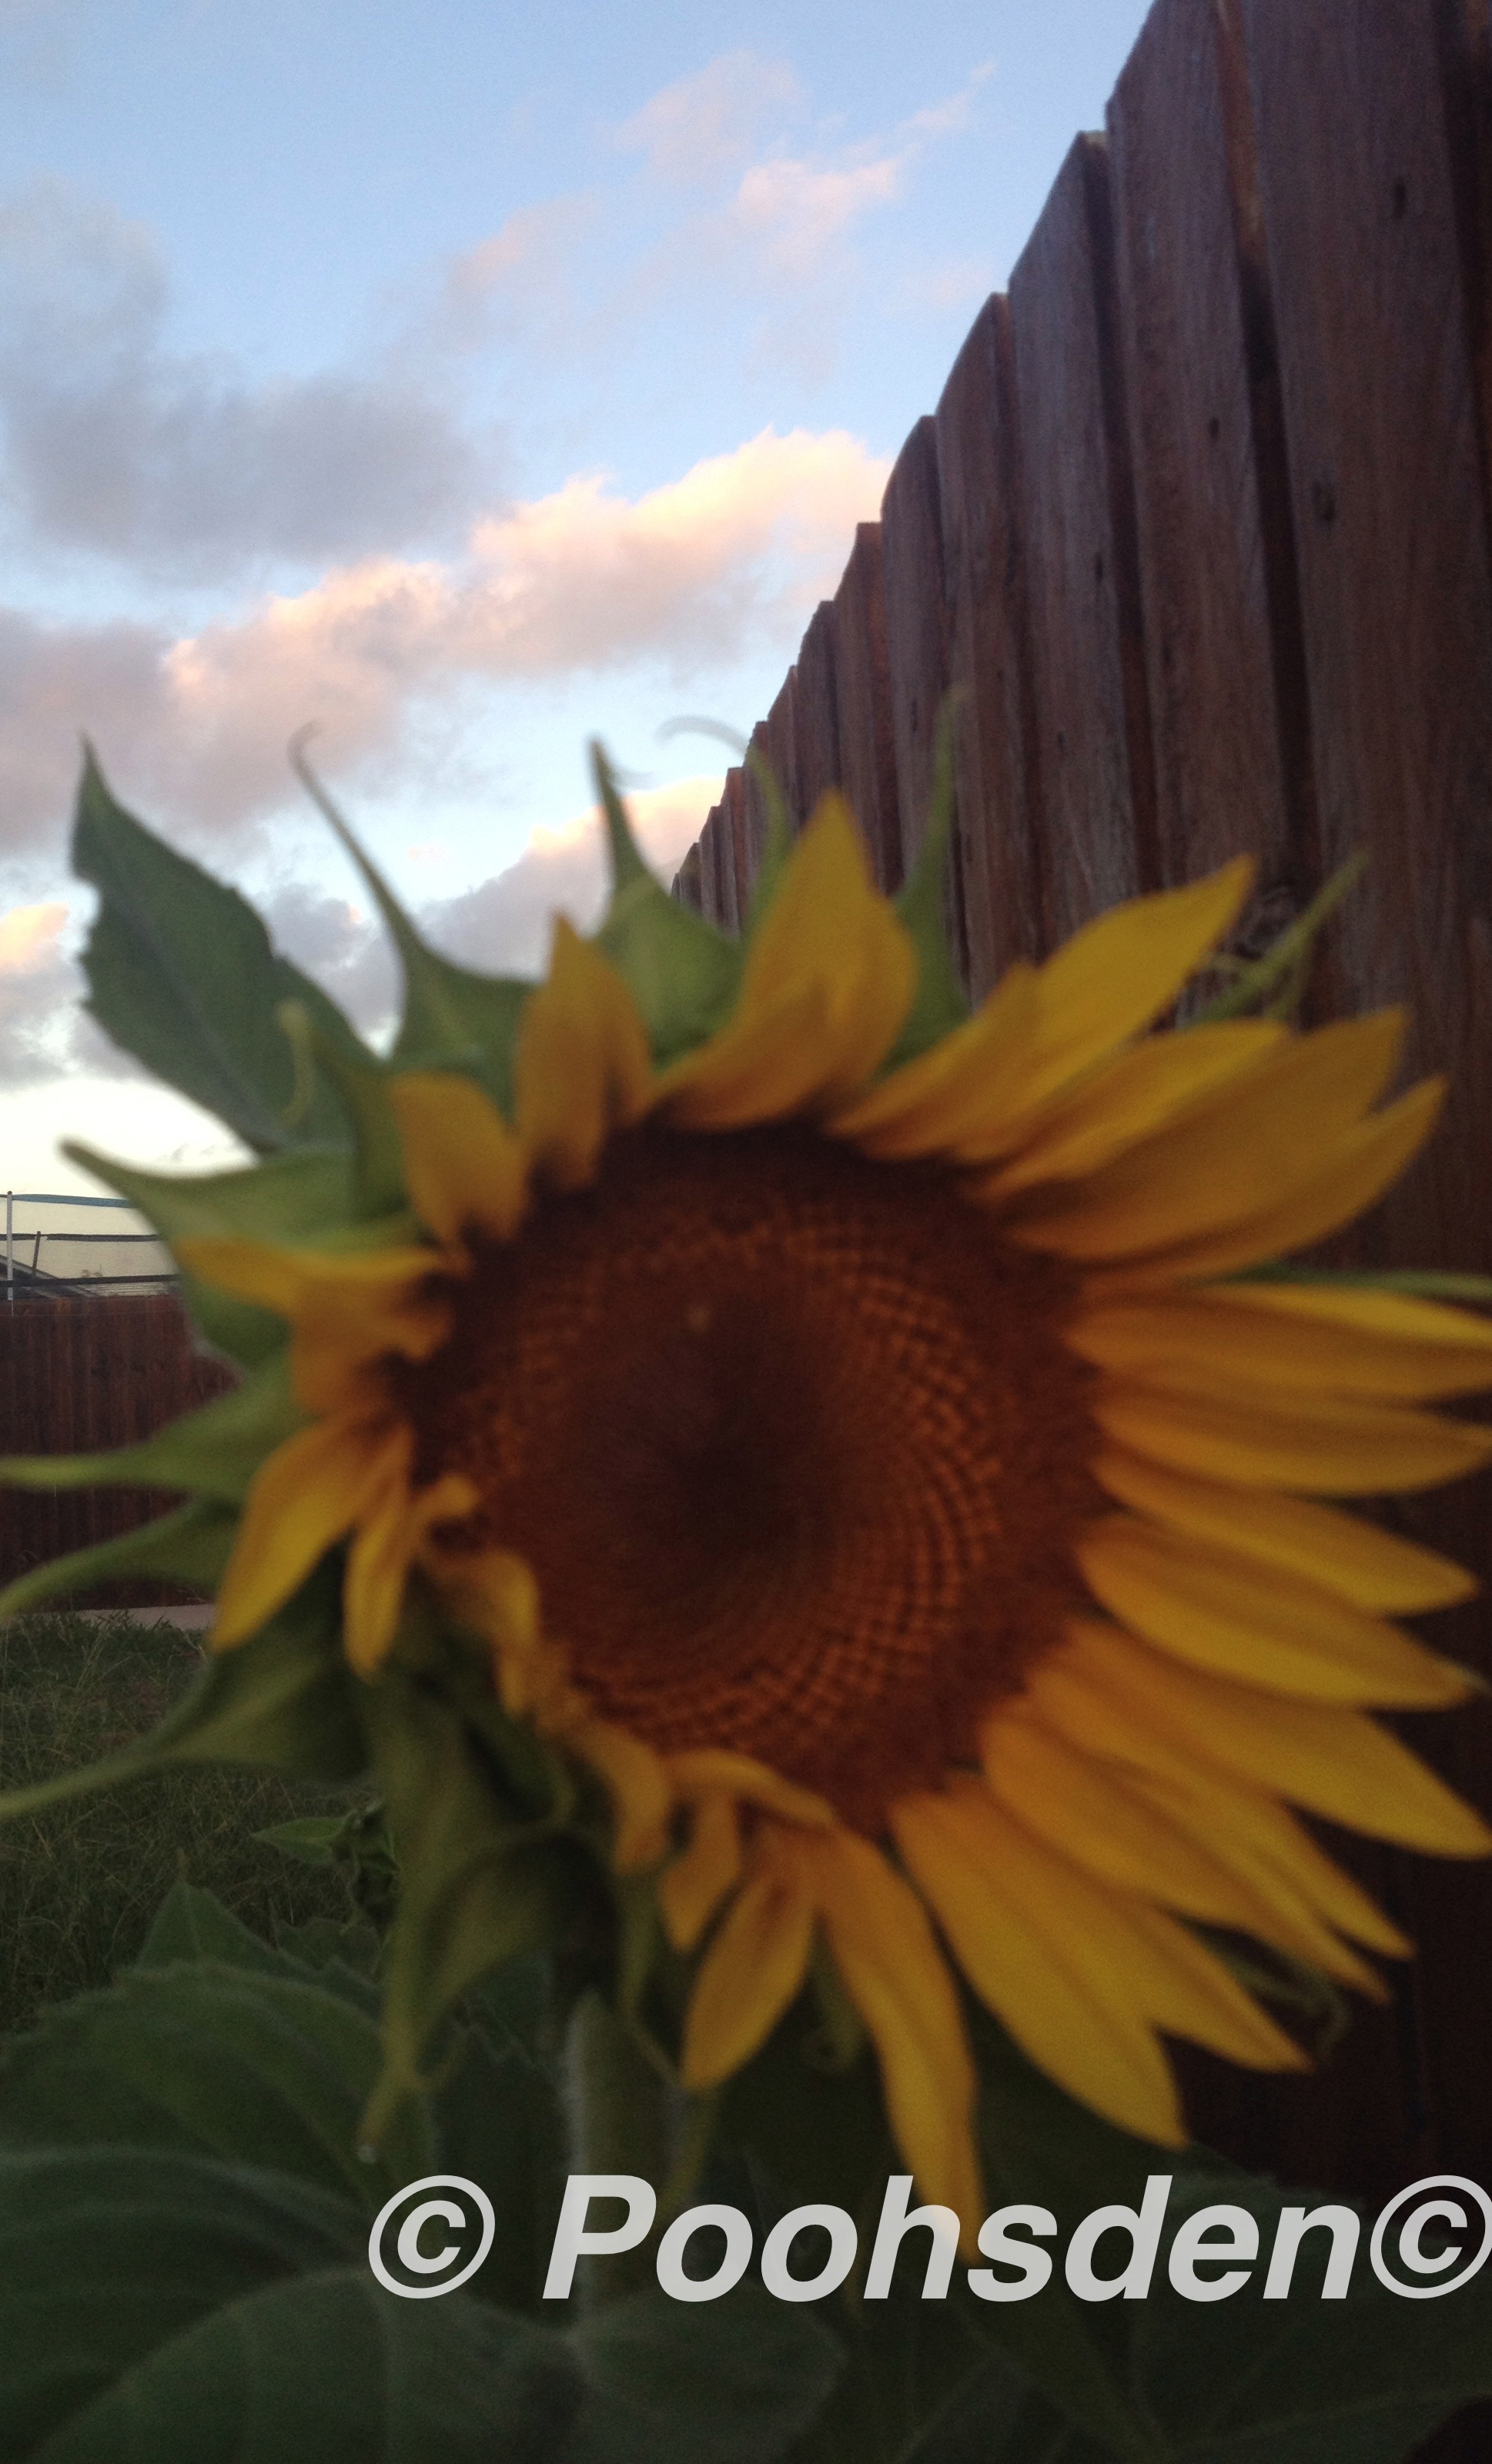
xmin=832 ymin=521 xmax=903 ymax=892
xmin=1239 ymin=0 xmax=1492 ymax=2283
xmin=934 ymin=293 xmax=1046 ymax=996
xmin=1009 ymin=132 xmax=1160 ymax=941
xmin=881 ymin=414 xmax=968 ymax=978
xmin=694 ymin=810 xmax=723 ymax=928
xmin=1107 ymin=0 xmax=1304 ymax=895
xmin=0 ymin=1296 xmax=232 ymax=1602
xmin=792 ymin=600 xmax=842 ymax=824
xmin=671 ymin=842 xmax=704 ymax=912
xmin=764 ymin=670 xmax=801 ymax=835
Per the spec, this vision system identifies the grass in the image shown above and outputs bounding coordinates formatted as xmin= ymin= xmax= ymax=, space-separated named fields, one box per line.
xmin=0 ymin=1610 xmax=363 ymax=2036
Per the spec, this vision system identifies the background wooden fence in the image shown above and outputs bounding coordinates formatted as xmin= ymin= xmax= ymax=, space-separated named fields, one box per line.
xmin=0 ymin=1296 xmax=232 ymax=1605
xmin=674 ymin=1 xmax=1492 ymax=2442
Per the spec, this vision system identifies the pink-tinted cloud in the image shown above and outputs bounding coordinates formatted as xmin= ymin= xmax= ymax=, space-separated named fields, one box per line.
xmin=618 ymin=52 xmax=801 ymax=184
xmin=0 ymin=425 xmax=886 ymax=846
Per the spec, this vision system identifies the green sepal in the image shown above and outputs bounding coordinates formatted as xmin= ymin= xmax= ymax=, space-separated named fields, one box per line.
xmin=357 ymin=1661 xmax=583 ymax=2145
xmin=1 ymin=1346 xmax=303 ymax=1507
xmin=72 ymin=747 xmax=368 ymax=1152
xmin=293 ymin=743 xmax=532 ymax=1114
xmin=0 ymin=1496 xmax=236 ymax=1623
xmin=1189 ymin=849 xmax=1367 ymax=1025
xmin=590 ymin=741 xmax=742 ymax=1062
xmin=0 ymin=1569 xmax=366 ymax=1822
xmin=1229 ymin=1262 xmax=1492 ymax=1306
xmin=885 ymin=697 xmax=969 ymax=1067
xmin=67 ymin=1139 xmax=414 ymax=1363
xmin=742 ymin=747 xmax=794 ymax=938
xmin=276 ymin=998 xmax=408 ymax=1217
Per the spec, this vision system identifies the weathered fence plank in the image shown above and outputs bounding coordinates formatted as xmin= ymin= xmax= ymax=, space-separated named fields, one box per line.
xmin=792 ymin=600 xmax=842 ymax=826
xmin=1009 ymin=133 xmax=1160 ymax=939
xmin=0 ymin=1296 xmax=234 ymax=1601
xmin=933 ymin=294 xmax=1046 ymax=998
xmin=831 ymin=522 xmax=902 ymax=892
xmin=881 ymin=414 xmax=968 ymax=976
xmin=1107 ymin=0 xmax=1307 ymax=897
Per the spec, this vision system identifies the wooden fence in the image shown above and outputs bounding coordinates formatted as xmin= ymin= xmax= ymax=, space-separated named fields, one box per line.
xmin=674 ymin=0 xmax=1492 ymax=2438
xmin=0 ymin=1296 xmax=232 ymax=1604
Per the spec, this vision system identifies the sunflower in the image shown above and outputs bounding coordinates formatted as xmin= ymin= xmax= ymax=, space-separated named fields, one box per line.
xmin=176 ymin=795 xmax=1492 ymax=2238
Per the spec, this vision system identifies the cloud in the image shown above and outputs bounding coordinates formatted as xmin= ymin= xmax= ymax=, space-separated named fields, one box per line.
xmin=423 ymin=773 xmax=721 ymax=976
xmin=618 ymin=52 xmax=801 ymax=184
xmin=0 ymin=180 xmax=486 ymax=577
xmin=730 ymin=153 xmax=905 ymax=283
xmin=425 ymin=195 xmax=600 ymax=357
xmin=0 ymin=779 xmax=721 ymax=1089
xmin=0 ymin=425 xmax=887 ymax=845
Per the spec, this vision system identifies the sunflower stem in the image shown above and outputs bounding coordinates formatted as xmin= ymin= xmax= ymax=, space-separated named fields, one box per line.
xmin=563 ymin=1989 xmax=675 ymax=2309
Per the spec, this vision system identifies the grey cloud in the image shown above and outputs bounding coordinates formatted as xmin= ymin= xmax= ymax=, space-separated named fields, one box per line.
xmin=0 ymin=182 xmax=487 ymax=577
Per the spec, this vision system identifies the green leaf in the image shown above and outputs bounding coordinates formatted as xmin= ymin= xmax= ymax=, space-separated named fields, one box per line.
xmin=358 ymin=1668 xmax=583 ymax=2142
xmin=590 ymin=742 xmax=742 ymax=1064
xmin=567 ymin=2287 xmax=842 ymax=2464
xmin=886 ymin=697 xmax=969 ymax=1067
xmin=276 ymin=998 xmax=409 ymax=1217
xmin=254 ymin=1813 xmax=349 ymax=1865
xmin=0 ymin=1570 xmax=366 ymax=1822
xmin=0 ymin=2146 xmax=582 ymax=2464
xmin=1126 ymin=2171 xmax=1492 ymax=2464
xmin=431 ymin=2020 xmax=569 ymax=2314
xmin=1229 ymin=1263 xmax=1492 ymax=1306
xmin=0 ymin=1962 xmax=430 ymax=2212
xmin=293 ymin=743 xmax=532 ymax=1113
xmin=72 ymin=749 xmax=369 ymax=1152
xmin=135 ymin=1878 xmax=380 ymax=2010
xmin=67 ymin=1140 xmax=367 ymax=1364
xmin=1 ymin=1348 xmax=303 ymax=1508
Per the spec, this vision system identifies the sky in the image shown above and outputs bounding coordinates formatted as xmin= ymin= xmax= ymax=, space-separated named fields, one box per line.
xmin=0 ymin=0 xmax=1152 ymax=1205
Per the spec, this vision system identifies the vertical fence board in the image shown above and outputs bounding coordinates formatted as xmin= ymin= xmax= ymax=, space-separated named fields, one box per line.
xmin=1239 ymin=0 xmax=1492 ymax=2249
xmin=0 ymin=1296 xmax=234 ymax=1601
xmin=881 ymin=415 xmax=968 ymax=978
xmin=792 ymin=600 xmax=842 ymax=825
xmin=1107 ymin=0 xmax=1304 ymax=898
xmin=934 ymin=294 xmax=1046 ymax=997
xmin=764 ymin=672 xmax=801 ymax=835
xmin=832 ymin=523 xmax=903 ymax=892
xmin=1009 ymin=134 xmax=1160 ymax=940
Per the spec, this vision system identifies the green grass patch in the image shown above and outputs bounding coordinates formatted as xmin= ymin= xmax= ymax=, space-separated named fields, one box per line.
xmin=0 ymin=1610 xmax=363 ymax=2034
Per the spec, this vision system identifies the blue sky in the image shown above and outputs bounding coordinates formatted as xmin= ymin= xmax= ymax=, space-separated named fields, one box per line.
xmin=0 ymin=0 xmax=1150 ymax=1192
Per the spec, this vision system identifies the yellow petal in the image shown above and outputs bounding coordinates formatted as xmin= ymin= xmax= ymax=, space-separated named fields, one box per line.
xmin=892 ymin=1784 xmax=1186 ymax=2144
xmin=665 ymin=1749 xmax=835 ymax=1829
xmin=574 ymin=1720 xmax=674 ymax=1871
xmin=1089 ymin=1078 xmax=1445 ymax=1288
xmin=660 ymin=1794 xmax=744 ymax=1953
xmin=514 ymin=918 xmax=652 ymax=1189
xmin=1035 ymin=1617 xmax=1492 ymax=1856
xmin=1070 ymin=1283 xmax=1492 ymax=1402
xmin=980 ymin=1708 xmax=1379 ymax=1987
xmin=661 ymin=794 xmax=915 ymax=1127
xmin=1095 ymin=1379 xmax=1492 ymax=1494
xmin=344 ymin=1466 xmax=477 ymax=1678
xmin=680 ymin=1852 xmax=815 ymax=2085
xmin=1077 ymin=1515 xmax=1473 ymax=1707
xmin=1115 ymin=1757 xmax=1410 ymax=1957
xmin=178 ymin=1234 xmax=451 ymax=1413
xmin=212 ymin=1416 xmax=396 ymax=1647
xmin=984 ymin=1021 xmax=1288 ymax=1196
xmin=1016 ymin=1014 xmax=1406 ymax=1261
xmin=1022 ymin=858 xmax=1254 ymax=1102
xmin=1094 ymin=1446 xmax=1476 ymax=1615
xmin=828 ymin=961 xmax=1041 ymax=1158
xmin=387 ymin=1071 xmax=527 ymax=1245
xmin=791 ymin=1826 xmax=984 ymax=2245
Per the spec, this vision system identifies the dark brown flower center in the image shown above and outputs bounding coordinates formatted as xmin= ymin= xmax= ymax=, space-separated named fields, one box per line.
xmin=401 ymin=1124 xmax=1099 ymax=1829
